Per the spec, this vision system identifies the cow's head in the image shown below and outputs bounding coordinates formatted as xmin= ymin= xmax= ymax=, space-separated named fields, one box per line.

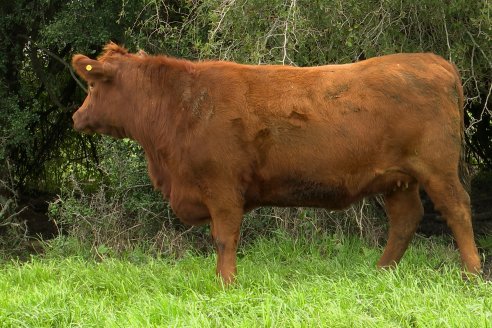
xmin=71 ymin=44 xmax=131 ymax=138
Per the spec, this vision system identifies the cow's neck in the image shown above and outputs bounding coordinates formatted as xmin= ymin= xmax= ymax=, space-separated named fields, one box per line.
xmin=129 ymin=57 xmax=195 ymax=167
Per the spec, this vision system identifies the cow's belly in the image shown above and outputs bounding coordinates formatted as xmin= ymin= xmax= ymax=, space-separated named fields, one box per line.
xmin=166 ymin=168 xmax=416 ymax=221
xmin=245 ymin=169 xmax=416 ymax=210
xmin=246 ymin=177 xmax=356 ymax=210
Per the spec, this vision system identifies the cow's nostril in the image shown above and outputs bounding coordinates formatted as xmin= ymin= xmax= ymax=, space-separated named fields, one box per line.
xmin=72 ymin=111 xmax=83 ymax=130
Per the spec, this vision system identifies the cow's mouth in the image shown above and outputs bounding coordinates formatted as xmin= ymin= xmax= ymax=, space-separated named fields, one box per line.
xmin=72 ymin=121 xmax=95 ymax=134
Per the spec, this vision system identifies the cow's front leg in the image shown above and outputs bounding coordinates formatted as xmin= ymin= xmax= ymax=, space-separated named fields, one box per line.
xmin=209 ymin=205 xmax=243 ymax=285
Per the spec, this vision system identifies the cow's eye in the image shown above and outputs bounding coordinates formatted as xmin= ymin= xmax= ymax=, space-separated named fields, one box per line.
xmin=89 ymin=82 xmax=95 ymax=91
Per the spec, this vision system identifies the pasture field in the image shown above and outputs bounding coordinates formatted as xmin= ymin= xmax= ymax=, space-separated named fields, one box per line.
xmin=0 ymin=234 xmax=491 ymax=327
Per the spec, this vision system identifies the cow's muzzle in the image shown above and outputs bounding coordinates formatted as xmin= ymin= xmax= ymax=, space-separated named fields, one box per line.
xmin=72 ymin=110 xmax=93 ymax=134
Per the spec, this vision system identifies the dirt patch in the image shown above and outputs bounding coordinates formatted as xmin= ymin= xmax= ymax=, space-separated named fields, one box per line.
xmin=15 ymin=192 xmax=58 ymax=239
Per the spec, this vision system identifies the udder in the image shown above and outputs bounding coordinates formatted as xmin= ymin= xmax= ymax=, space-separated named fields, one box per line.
xmin=362 ymin=169 xmax=417 ymax=195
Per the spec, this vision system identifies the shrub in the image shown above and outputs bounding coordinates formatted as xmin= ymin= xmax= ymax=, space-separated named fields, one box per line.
xmin=48 ymin=137 xmax=211 ymax=259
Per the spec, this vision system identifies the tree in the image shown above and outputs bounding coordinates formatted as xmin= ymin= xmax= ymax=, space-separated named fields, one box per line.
xmin=0 ymin=0 xmax=146 ymax=193
xmin=0 ymin=0 xmax=490 ymax=252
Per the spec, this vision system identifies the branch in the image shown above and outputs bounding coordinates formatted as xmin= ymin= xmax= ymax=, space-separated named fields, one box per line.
xmin=466 ymin=31 xmax=492 ymax=68
xmin=18 ymin=35 xmax=87 ymax=93
xmin=0 ymin=199 xmax=14 ymax=220
xmin=209 ymin=0 xmax=236 ymax=43
xmin=0 ymin=207 xmax=28 ymax=226
xmin=28 ymin=47 xmax=66 ymax=110
xmin=442 ymin=9 xmax=452 ymax=62
xmin=465 ymin=31 xmax=492 ymax=132
xmin=37 ymin=46 xmax=88 ymax=93
xmin=282 ymin=0 xmax=297 ymax=65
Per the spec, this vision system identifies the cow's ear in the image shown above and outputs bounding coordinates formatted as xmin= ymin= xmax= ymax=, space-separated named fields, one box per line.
xmin=72 ymin=54 xmax=115 ymax=82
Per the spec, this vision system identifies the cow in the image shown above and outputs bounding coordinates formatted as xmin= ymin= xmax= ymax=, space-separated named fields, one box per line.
xmin=72 ymin=42 xmax=481 ymax=284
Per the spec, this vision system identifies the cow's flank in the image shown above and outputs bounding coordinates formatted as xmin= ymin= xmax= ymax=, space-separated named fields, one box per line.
xmin=72 ymin=43 xmax=481 ymax=284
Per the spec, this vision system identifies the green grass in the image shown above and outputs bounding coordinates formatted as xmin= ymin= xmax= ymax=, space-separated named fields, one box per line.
xmin=0 ymin=234 xmax=491 ymax=327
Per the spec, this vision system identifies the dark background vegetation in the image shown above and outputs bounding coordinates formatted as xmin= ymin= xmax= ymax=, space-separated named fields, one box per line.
xmin=0 ymin=0 xmax=491 ymax=259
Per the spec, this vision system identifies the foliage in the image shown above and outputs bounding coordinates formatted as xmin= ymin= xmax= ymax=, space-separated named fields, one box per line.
xmin=0 ymin=0 xmax=145 ymax=192
xmin=47 ymin=137 xmax=206 ymax=259
xmin=0 ymin=0 xmax=147 ymax=254
xmin=0 ymin=0 xmax=491 ymax=254
xmin=0 ymin=235 xmax=491 ymax=327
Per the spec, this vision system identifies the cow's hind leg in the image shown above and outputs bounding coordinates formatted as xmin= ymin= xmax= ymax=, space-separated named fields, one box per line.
xmin=420 ymin=175 xmax=481 ymax=274
xmin=378 ymin=182 xmax=423 ymax=268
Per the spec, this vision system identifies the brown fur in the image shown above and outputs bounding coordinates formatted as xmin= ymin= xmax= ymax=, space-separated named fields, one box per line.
xmin=72 ymin=43 xmax=481 ymax=284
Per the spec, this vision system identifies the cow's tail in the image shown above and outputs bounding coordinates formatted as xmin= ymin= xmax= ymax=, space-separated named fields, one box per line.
xmin=451 ymin=62 xmax=471 ymax=192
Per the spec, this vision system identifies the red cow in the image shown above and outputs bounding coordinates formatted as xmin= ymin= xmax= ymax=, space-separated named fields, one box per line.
xmin=72 ymin=43 xmax=481 ymax=284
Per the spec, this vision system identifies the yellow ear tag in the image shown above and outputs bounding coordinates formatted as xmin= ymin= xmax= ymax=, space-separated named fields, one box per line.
xmin=85 ymin=64 xmax=93 ymax=71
